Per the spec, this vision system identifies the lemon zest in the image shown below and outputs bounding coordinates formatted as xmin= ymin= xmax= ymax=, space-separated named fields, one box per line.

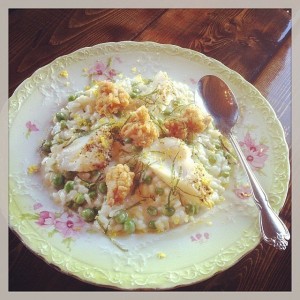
xmin=59 ymin=70 xmax=69 ymax=78
xmin=157 ymin=252 xmax=167 ymax=259
xmin=27 ymin=164 xmax=39 ymax=174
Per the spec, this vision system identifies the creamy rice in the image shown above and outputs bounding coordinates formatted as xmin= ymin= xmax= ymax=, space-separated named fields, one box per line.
xmin=40 ymin=71 xmax=234 ymax=236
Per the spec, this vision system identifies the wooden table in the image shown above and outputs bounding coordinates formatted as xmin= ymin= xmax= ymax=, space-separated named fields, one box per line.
xmin=9 ymin=9 xmax=291 ymax=291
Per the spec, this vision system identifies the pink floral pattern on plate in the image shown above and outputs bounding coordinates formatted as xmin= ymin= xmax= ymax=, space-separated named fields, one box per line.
xmin=233 ymin=185 xmax=252 ymax=199
xmin=54 ymin=212 xmax=86 ymax=238
xmin=36 ymin=211 xmax=56 ymax=226
xmin=88 ymin=57 xmax=120 ymax=81
xmin=21 ymin=203 xmax=88 ymax=250
xmin=25 ymin=121 xmax=39 ymax=138
xmin=233 ymin=132 xmax=269 ymax=200
xmin=239 ymin=132 xmax=268 ymax=169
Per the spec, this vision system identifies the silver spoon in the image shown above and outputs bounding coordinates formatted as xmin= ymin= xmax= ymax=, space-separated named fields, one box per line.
xmin=196 ymin=75 xmax=290 ymax=250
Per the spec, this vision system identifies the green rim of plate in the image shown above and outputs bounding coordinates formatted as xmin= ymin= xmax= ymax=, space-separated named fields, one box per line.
xmin=9 ymin=41 xmax=290 ymax=290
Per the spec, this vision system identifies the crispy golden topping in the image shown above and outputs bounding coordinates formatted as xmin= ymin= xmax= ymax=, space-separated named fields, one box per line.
xmin=183 ymin=106 xmax=212 ymax=133
xmin=105 ymin=164 xmax=135 ymax=206
xmin=95 ymin=81 xmax=130 ymax=115
xmin=120 ymin=105 xmax=159 ymax=147
xmin=164 ymin=119 xmax=188 ymax=140
xmin=165 ymin=105 xmax=211 ymax=140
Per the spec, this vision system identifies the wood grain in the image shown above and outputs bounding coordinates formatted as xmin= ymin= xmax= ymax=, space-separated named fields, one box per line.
xmin=254 ymin=35 xmax=292 ymax=147
xmin=9 ymin=8 xmax=291 ymax=291
xmin=135 ymin=9 xmax=291 ymax=81
xmin=9 ymin=9 xmax=166 ymax=96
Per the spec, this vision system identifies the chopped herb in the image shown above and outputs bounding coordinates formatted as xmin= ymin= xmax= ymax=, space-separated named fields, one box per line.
xmin=95 ymin=217 xmax=128 ymax=252
xmin=41 ymin=140 xmax=52 ymax=153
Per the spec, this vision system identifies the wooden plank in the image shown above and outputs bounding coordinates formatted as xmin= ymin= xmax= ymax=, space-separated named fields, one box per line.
xmin=254 ymin=35 xmax=291 ymax=147
xmin=135 ymin=9 xmax=291 ymax=82
xmin=9 ymin=9 xmax=166 ymax=96
xmin=8 ymin=8 xmax=291 ymax=291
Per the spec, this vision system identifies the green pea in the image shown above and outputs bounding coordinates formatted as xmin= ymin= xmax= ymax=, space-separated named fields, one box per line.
xmin=113 ymin=209 xmax=128 ymax=224
xmin=148 ymin=220 xmax=156 ymax=230
xmin=163 ymin=108 xmax=172 ymax=116
xmin=155 ymin=187 xmax=164 ymax=196
xmin=123 ymin=218 xmax=136 ymax=234
xmin=124 ymin=137 xmax=133 ymax=144
xmin=88 ymin=191 xmax=97 ymax=200
xmin=143 ymin=78 xmax=152 ymax=85
xmin=64 ymin=180 xmax=74 ymax=193
xmin=60 ymin=120 xmax=68 ymax=130
xmin=98 ymin=182 xmax=107 ymax=194
xmin=185 ymin=204 xmax=197 ymax=216
xmin=225 ymin=153 xmax=231 ymax=160
xmin=147 ymin=206 xmax=158 ymax=216
xmin=164 ymin=205 xmax=175 ymax=217
xmin=220 ymin=170 xmax=230 ymax=178
xmin=68 ymin=95 xmax=77 ymax=102
xmin=52 ymin=173 xmax=64 ymax=189
xmin=56 ymin=112 xmax=68 ymax=122
xmin=208 ymin=155 xmax=217 ymax=165
xmin=142 ymin=175 xmax=152 ymax=185
xmin=74 ymin=193 xmax=85 ymax=205
xmin=130 ymin=88 xmax=139 ymax=99
xmin=130 ymin=88 xmax=140 ymax=99
xmin=41 ymin=140 xmax=52 ymax=153
xmin=81 ymin=208 xmax=96 ymax=222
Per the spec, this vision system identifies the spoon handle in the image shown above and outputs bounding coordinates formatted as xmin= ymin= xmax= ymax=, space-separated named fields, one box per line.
xmin=228 ymin=133 xmax=290 ymax=250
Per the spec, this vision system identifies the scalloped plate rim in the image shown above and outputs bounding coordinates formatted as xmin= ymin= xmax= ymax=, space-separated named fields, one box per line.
xmin=8 ymin=41 xmax=290 ymax=290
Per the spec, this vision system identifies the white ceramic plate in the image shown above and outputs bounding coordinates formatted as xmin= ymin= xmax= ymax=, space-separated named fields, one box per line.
xmin=9 ymin=41 xmax=289 ymax=290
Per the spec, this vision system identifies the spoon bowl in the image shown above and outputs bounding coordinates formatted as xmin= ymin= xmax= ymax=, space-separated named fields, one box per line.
xmin=196 ymin=75 xmax=290 ymax=250
xmin=197 ymin=75 xmax=238 ymax=134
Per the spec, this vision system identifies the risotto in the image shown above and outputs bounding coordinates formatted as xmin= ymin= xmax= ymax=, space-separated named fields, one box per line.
xmin=40 ymin=71 xmax=234 ymax=237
